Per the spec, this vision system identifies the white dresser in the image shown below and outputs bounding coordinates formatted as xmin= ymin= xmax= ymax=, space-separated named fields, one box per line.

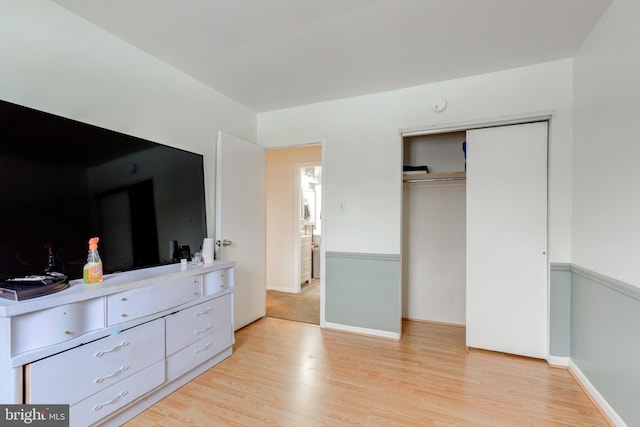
xmin=0 ymin=262 xmax=234 ymax=426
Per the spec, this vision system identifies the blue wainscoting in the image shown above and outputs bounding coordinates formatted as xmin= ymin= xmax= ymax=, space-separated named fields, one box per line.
xmin=550 ymin=263 xmax=572 ymax=358
xmin=325 ymin=251 xmax=401 ymax=339
xmin=552 ymin=263 xmax=639 ymax=426
xmin=570 ymin=265 xmax=640 ymax=426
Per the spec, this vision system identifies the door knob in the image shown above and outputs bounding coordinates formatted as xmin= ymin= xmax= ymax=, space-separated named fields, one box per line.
xmin=216 ymin=239 xmax=232 ymax=247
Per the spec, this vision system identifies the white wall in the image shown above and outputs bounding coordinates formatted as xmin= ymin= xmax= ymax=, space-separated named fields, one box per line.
xmin=573 ymin=0 xmax=640 ymax=286
xmin=403 ymin=181 xmax=466 ymax=325
xmin=258 ymin=59 xmax=574 ymax=261
xmin=266 ymin=145 xmax=321 ymax=292
xmin=0 ymin=0 xmax=257 ymax=237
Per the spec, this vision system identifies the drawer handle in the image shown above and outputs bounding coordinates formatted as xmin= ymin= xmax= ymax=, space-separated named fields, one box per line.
xmin=195 ymin=307 xmax=212 ymax=317
xmin=94 ymin=390 xmax=128 ymax=411
xmin=194 ymin=325 xmax=212 ymax=335
xmin=95 ymin=365 xmax=129 ymax=383
xmin=95 ymin=341 xmax=129 ymax=358
xmin=194 ymin=342 xmax=212 ymax=354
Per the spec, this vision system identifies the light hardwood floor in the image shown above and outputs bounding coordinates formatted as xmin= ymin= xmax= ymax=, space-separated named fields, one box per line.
xmin=125 ymin=318 xmax=610 ymax=426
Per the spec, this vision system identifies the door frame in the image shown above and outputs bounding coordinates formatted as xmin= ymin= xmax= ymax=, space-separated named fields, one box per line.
xmin=398 ymin=110 xmax=554 ymax=346
xmin=264 ymin=139 xmax=326 ymax=326
xmin=295 ymin=162 xmax=322 ymax=294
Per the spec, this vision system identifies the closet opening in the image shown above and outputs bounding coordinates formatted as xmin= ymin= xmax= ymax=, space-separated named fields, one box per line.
xmin=402 ymin=131 xmax=467 ymax=327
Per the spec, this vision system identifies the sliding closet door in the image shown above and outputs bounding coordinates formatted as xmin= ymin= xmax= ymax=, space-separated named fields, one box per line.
xmin=466 ymin=122 xmax=548 ymax=359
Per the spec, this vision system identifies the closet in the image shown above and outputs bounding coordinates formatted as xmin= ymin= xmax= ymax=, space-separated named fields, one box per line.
xmin=402 ymin=121 xmax=548 ymax=359
xmin=402 ymin=131 xmax=467 ymax=326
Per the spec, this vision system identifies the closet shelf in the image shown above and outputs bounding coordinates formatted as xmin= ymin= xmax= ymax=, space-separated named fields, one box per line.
xmin=403 ymin=171 xmax=466 ymax=182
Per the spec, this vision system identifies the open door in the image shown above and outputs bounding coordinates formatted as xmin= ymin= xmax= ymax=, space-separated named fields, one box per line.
xmin=215 ymin=131 xmax=266 ymax=330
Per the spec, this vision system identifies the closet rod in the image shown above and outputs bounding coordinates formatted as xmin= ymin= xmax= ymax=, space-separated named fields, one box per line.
xmin=403 ymin=176 xmax=467 ymax=183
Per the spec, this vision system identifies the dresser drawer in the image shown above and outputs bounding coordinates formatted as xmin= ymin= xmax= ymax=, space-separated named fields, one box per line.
xmin=70 ymin=360 xmax=165 ymax=427
xmin=27 ymin=318 xmax=164 ymax=405
xmin=203 ymin=268 xmax=232 ymax=295
xmin=165 ymin=294 xmax=232 ymax=356
xmin=12 ymin=298 xmax=105 ymax=356
xmin=166 ymin=324 xmax=233 ymax=381
xmin=107 ymin=276 xmax=200 ymax=325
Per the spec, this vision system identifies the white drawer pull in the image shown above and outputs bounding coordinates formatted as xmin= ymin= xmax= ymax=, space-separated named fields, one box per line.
xmin=95 ymin=341 xmax=129 ymax=357
xmin=194 ymin=342 xmax=212 ymax=354
xmin=94 ymin=390 xmax=128 ymax=411
xmin=194 ymin=325 xmax=212 ymax=335
xmin=195 ymin=307 xmax=212 ymax=317
xmin=95 ymin=365 xmax=129 ymax=383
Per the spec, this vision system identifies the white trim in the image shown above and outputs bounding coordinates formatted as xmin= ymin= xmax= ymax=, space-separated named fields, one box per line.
xmin=400 ymin=110 xmax=556 ymax=137
xmin=568 ymin=359 xmax=627 ymax=427
xmin=297 ymin=161 xmax=322 ymax=292
xmin=324 ymin=321 xmax=401 ymax=340
xmin=547 ymin=356 xmax=570 ymax=367
xmin=266 ymin=286 xmax=297 ymax=293
xmin=319 ymin=141 xmax=327 ymax=328
xmin=262 ymin=137 xmax=327 ymax=149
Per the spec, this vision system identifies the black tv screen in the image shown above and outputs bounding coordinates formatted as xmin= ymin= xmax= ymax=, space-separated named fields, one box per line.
xmin=0 ymin=99 xmax=207 ymax=281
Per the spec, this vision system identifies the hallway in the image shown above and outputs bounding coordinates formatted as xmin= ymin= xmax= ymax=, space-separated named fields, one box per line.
xmin=266 ymin=278 xmax=319 ymax=325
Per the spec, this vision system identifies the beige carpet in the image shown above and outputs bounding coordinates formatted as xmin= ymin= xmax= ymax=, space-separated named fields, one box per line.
xmin=266 ymin=279 xmax=320 ymax=325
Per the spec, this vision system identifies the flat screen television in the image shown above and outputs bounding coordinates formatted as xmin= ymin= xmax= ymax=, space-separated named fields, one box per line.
xmin=0 ymin=99 xmax=207 ymax=281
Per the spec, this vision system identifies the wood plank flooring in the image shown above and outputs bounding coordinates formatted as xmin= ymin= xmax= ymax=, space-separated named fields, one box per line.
xmin=125 ymin=318 xmax=610 ymax=426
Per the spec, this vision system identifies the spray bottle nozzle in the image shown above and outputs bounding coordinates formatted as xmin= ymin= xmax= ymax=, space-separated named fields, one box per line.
xmin=88 ymin=237 xmax=99 ymax=250
xmin=43 ymin=242 xmax=56 ymax=273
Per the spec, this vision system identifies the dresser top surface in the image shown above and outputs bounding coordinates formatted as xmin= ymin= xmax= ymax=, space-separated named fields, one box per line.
xmin=0 ymin=261 xmax=234 ymax=317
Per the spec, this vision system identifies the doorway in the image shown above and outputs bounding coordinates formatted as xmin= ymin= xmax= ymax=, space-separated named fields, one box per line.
xmin=265 ymin=145 xmax=322 ymax=325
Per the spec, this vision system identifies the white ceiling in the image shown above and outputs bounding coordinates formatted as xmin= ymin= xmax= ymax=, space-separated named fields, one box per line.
xmin=52 ymin=0 xmax=612 ymax=113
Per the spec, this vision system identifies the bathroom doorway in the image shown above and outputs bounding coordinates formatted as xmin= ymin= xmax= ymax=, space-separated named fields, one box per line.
xmin=265 ymin=145 xmax=322 ymax=325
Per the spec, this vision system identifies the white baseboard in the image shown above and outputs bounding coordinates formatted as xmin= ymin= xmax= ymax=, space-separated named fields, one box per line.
xmin=547 ymin=355 xmax=570 ymax=367
xmin=266 ymin=286 xmax=297 ymax=293
xmin=568 ymin=359 xmax=627 ymax=427
xmin=324 ymin=321 xmax=400 ymax=340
